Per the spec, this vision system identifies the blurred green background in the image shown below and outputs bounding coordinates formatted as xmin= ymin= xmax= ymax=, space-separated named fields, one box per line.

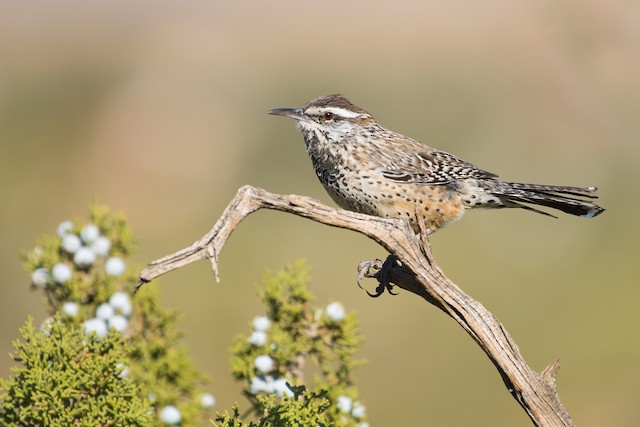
xmin=1 ymin=1 xmax=638 ymax=425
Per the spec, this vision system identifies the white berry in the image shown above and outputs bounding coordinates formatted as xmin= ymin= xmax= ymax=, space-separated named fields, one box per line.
xmin=31 ymin=268 xmax=49 ymax=288
xmin=61 ymin=234 xmax=82 ymax=254
xmin=249 ymin=331 xmax=267 ymax=347
xmin=40 ymin=317 xmax=54 ymax=336
xmin=83 ymin=318 xmax=108 ymax=337
xmin=253 ymin=315 xmax=271 ymax=331
xmin=325 ymin=301 xmax=346 ymax=321
xmin=109 ymin=291 xmax=132 ymax=316
xmin=352 ymin=402 xmax=366 ymax=418
xmin=337 ymin=395 xmax=352 ymax=413
xmin=250 ymin=375 xmax=275 ymax=394
xmin=250 ymin=376 xmax=267 ymax=394
xmin=57 ymin=220 xmax=74 ymax=238
xmin=109 ymin=315 xmax=129 ymax=332
xmin=80 ymin=224 xmax=100 ymax=243
xmin=52 ymin=263 xmax=72 ymax=283
xmin=105 ymin=257 xmax=125 ymax=276
xmin=73 ymin=247 xmax=96 ymax=268
xmin=200 ymin=393 xmax=216 ymax=408
xmin=254 ymin=355 xmax=274 ymax=373
xmin=159 ymin=405 xmax=181 ymax=425
xmin=91 ymin=236 xmax=112 ymax=257
xmin=273 ymin=378 xmax=294 ymax=398
xmin=96 ymin=303 xmax=115 ymax=320
xmin=62 ymin=301 xmax=79 ymax=317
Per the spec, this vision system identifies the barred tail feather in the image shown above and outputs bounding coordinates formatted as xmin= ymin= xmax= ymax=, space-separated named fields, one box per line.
xmin=503 ymin=182 xmax=599 ymax=199
xmin=496 ymin=182 xmax=605 ymax=218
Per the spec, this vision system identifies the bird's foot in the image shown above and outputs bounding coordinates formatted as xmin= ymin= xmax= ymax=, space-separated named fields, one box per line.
xmin=357 ymin=255 xmax=400 ymax=297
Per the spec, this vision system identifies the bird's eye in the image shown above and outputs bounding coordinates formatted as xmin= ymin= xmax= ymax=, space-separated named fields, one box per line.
xmin=323 ymin=112 xmax=335 ymax=121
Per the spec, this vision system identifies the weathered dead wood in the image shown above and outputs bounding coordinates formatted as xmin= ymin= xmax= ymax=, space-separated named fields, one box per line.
xmin=136 ymin=185 xmax=575 ymax=427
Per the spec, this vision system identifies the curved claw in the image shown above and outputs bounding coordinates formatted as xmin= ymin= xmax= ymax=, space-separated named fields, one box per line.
xmin=366 ymin=286 xmax=385 ymax=298
xmin=365 ymin=282 xmax=398 ymax=298
xmin=356 ymin=260 xmax=373 ymax=290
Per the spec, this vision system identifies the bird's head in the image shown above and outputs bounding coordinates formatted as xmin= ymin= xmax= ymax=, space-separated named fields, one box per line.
xmin=268 ymin=94 xmax=376 ymax=146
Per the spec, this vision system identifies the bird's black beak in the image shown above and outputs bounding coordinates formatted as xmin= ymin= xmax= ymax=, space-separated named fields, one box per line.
xmin=267 ymin=108 xmax=309 ymax=122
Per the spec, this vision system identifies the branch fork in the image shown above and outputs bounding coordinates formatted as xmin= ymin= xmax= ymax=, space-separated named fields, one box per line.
xmin=137 ymin=185 xmax=575 ymax=427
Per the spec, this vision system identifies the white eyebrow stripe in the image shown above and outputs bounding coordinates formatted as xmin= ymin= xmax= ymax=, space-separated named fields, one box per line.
xmin=306 ymin=107 xmax=363 ymax=119
xmin=324 ymin=107 xmax=362 ymax=118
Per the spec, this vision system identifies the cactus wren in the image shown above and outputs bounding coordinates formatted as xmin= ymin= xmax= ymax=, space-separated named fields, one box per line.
xmin=268 ymin=94 xmax=604 ymax=235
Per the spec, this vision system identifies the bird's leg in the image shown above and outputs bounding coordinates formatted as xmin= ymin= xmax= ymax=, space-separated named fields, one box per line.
xmin=413 ymin=207 xmax=433 ymax=261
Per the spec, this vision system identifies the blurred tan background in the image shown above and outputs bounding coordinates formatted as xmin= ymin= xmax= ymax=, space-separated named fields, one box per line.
xmin=1 ymin=1 xmax=638 ymax=425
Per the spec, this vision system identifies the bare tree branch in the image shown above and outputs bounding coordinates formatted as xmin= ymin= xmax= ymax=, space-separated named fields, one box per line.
xmin=136 ymin=185 xmax=575 ymax=427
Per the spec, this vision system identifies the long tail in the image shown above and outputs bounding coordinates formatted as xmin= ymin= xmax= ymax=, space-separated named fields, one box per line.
xmin=490 ymin=182 xmax=605 ymax=218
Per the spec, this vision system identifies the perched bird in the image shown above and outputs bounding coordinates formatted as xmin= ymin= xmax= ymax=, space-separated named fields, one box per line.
xmin=269 ymin=94 xmax=604 ymax=235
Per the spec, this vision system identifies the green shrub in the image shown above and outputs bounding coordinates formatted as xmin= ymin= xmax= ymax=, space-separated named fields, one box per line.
xmin=0 ymin=318 xmax=151 ymax=426
xmin=218 ymin=262 xmax=369 ymax=427
xmin=1 ymin=204 xmax=213 ymax=426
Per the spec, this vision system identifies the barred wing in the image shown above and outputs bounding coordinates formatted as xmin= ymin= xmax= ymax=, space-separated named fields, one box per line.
xmin=380 ymin=140 xmax=498 ymax=185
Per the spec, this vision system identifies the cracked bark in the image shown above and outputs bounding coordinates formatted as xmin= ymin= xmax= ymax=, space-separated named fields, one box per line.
xmin=136 ymin=185 xmax=575 ymax=427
